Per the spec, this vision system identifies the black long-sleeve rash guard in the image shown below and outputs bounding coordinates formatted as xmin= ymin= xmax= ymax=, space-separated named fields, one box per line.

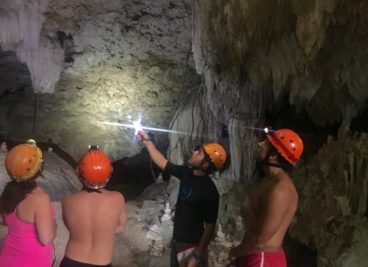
xmin=164 ymin=162 xmax=219 ymax=244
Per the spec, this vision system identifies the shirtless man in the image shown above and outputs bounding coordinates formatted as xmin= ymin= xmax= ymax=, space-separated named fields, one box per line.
xmin=61 ymin=146 xmax=126 ymax=267
xmin=228 ymin=128 xmax=303 ymax=267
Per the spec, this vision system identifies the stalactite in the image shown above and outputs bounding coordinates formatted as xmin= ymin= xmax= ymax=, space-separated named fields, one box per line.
xmin=0 ymin=9 xmax=22 ymax=44
xmin=0 ymin=0 xmax=65 ymax=94
xmin=16 ymin=35 xmax=64 ymax=93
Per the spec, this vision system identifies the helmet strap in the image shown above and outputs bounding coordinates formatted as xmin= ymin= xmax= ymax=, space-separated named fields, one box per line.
xmin=266 ymin=147 xmax=294 ymax=171
xmin=260 ymin=161 xmax=285 ymax=169
xmin=79 ymin=175 xmax=108 ymax=192
xmin=260 ymin=155 xmax=293 ymax=171
xmin=202 ymin=150 xmax=216 ymax=173
xmin=252 ymin=160 xmax=285 ymax=181
xmin=82 ymin=184 xmax=102 ymax=193
xmin=190 ymin=157 xmax=209 ymax=174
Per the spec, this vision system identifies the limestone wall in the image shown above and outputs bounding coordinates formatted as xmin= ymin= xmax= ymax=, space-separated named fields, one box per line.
xmin=0 ymin=0 xmax=198 ymax=161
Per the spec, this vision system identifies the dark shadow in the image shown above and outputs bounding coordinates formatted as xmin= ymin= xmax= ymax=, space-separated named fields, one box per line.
xmin=105 ymin=147 xmax=165 ymax=200
xmin=106 ymin=136 xmax=169 ymax=200
xmin=284 ymin=234 xmax=317 ymax=267
xmin=350 ymin=105 xmax=368 ymax=133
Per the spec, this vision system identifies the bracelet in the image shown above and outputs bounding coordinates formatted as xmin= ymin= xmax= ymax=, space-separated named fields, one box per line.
xmin=191 ymin=251 xmax=206 ymax=264
xmin=142 ymin=138 xmax=152 ymax=143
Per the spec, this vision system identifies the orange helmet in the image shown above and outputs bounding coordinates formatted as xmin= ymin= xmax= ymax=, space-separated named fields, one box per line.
xmin=5 ymin=139 xmax=43 ymax=182
xmin=203 ymin=143 xmax=227 ymax=170
xmin=267 ymin=129 xmax=303 ymax=165
xmin=77 ymin=145 xmax=112 ymax=189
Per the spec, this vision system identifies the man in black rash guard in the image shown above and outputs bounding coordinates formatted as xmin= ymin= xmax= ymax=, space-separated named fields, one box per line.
xmin=137 ymin=130 xmax=227 ymax=267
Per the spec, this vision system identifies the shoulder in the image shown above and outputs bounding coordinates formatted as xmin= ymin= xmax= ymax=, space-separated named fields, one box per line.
xmin=31 ymin=187 xmax=51 ymax=203
xmin=106 ymin=191 xmax=125 ymax=214
xmin=28 ymin=188 xmax=52 ymax=212
xmin=204 ymin=177 xmax=219 ymax=199
xmin=166 ymin=161 xmax=189 ymax=172
xmin=270 ymin=178 xmax=297 ymax=201
xmin=206 ymin=176 xmax=218 ymax=188
xmin=104 ymin=190 xmax=125 ymax=204
xmin=62 ymin=191 xmax=80 ymax=206
xmin=111 ymin=191 xmax=125 ymax=202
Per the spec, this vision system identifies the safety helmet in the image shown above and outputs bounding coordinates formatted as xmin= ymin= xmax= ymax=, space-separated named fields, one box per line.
xmin=267 ymin=129 xmax=303 ymax=165
xmin=202 ymin=143 xmax=227 ymax=170
xmin=77 ymin=145 xmax=112 ymax=189
xmin=5 ymin=139 xmax=43 ymax=182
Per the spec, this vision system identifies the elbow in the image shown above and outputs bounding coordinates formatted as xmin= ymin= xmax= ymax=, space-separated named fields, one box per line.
xmin=40 ymin=240 xmax=52 ymax=246
xmin=157 ymin=159 xmax=168 ymax=171
xmin=115 ymin=227 xmax=124 ymax=234
xmin=155 ymin=162 xmax=165 ymax=171
xmin=39 ymin=235 xmax=55 ymax=246
xmin=39 ymin=229 xmax=56 ymax=246
xmin=115 ymin=223 xmax=126 ymax=234
xmin=115 ymin=221 xmax=126 ymax=234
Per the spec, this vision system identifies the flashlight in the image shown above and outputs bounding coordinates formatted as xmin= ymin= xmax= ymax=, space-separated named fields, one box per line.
xmin=133 ymin=117 xmax=142 ymax=135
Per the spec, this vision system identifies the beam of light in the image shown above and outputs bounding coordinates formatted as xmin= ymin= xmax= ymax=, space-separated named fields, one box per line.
xmin=95 ymin=120 xmax=189 ymax=135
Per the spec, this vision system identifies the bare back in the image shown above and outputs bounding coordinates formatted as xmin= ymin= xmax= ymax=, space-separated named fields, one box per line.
xmin=250 ymin=172 xmax=298 ymax=251
xmin=16 ymin=187 xmax=56 ymax=246
xmin=62 ymin=189 xmax=126 ymax=265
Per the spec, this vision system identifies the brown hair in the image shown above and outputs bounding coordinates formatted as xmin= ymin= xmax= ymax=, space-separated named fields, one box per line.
xmin=0 ymin=179 xmax=37 ymax=214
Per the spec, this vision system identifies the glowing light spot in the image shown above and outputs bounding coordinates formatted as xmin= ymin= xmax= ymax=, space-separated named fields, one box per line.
xmin=133 ymin=117 xmax=142 ymax=135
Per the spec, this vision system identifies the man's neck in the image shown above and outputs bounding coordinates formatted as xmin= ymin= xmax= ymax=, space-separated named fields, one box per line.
xmin=193 ymin=169 xmax=208 ymax=176
xmin=263 ymin=162 xmax=286 ymax=178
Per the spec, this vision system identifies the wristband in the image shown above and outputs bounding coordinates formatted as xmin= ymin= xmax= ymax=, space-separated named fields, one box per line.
xmin=191 ymin=251 xmax=206 ymax=264
xmin=142 ymin=138 xmax=152 ymax=143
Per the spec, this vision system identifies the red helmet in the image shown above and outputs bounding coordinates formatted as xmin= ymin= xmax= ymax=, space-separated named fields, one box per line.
xmin=5 ymin=139 xmax=43 ymax=182
xmin=203 ymin=143 xmax=227 ymax=169
xmin=267 ymin=129 xmax=303 ymax=165
xmin=77 ymin=146 xmax=112 ymax=189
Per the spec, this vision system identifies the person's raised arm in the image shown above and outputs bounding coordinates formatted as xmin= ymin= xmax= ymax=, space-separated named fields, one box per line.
xmin=137 ymin=130 xmax=168 ymax=170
